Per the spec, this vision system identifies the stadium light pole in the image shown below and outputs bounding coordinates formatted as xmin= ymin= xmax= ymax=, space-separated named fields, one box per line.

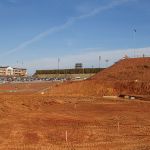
xmin=99 ymin=56 xmax=101 ymax=69
xmin=133 ymin=28 xmax=136 ymax=58
xmin=58 ymin=58 xmax=60 ymax=75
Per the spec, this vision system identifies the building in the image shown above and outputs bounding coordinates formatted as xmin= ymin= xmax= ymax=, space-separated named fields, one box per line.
xmin=75 ymin=63 xmax=83 ymax=69
xmin=13 ymin=68 xmax=27 ymax=76
xmin=0 ymin=66 xmax=27 ymax=77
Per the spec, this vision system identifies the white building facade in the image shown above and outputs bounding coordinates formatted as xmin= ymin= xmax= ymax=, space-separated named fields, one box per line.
xmin=0 ymin=66 xmax=27 ymax=77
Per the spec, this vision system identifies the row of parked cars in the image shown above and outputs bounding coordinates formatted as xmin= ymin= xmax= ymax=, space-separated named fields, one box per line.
xmin=0 ymin=76 xmax=68 ymax=83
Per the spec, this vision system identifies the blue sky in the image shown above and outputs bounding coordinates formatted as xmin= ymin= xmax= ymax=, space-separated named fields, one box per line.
xmin=0 ymin=0 xmax=150 ymax=74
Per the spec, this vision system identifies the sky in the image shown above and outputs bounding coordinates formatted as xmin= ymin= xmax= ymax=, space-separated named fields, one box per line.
xmin=0 ymin=0 xmax=150 ymax=74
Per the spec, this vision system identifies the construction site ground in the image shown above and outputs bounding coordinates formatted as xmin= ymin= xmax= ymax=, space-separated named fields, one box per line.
xmin=0 ymin=82 xmax=149 ymax=150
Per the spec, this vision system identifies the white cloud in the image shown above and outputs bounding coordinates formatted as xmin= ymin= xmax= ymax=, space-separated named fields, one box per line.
xmin=1 ymin=0 xmax=137 ymax=57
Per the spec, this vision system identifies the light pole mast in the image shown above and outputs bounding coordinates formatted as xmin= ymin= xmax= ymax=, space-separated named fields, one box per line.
xmin=58 ymin=58 xmax=60 ymax=74
xmin=133 ymin=28 xmax=136 ymax=58
xmin=99 ymin=56 xmax=101 ymax=69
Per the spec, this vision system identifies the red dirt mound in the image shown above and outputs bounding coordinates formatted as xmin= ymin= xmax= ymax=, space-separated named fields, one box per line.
xmin=48 ymin=57 xmax=150 ymax=96
xmin=91 ymin=57 xmax=150 ymax=82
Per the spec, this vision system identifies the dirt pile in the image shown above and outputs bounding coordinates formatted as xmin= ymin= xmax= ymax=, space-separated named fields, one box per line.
xmin=91 ymin=57 xmax=150 ymax=82
xmin=92 ymin=57 xmax=150 ymax=95
xmin=48 ymin=57 xmax=150 ymax=96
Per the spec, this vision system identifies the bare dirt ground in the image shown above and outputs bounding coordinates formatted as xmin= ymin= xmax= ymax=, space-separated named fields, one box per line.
xmin=0 ymin=83 xmax=149 ymax=150
xmin=0 ymin=58 xmax=149 ymax=149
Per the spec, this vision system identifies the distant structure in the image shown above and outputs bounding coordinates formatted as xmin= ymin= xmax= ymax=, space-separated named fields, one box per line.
xmin=123 ymin=55 xmax=129 ymax=59
xmin=0 ymin=66 xmax=27 ymax=77
xmin=75 ymin=63 xmax=83 ymax=69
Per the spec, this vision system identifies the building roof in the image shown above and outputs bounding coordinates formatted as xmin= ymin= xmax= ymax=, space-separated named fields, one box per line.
xmin=0 ymin=66 xmax=9 ymax=68
xmin=0 ymin=66 xmax=27 ymax=70
xmin=13 ymin=68 xmax=27 ymax=70
xmin=7 ymin=67 xmax=13 ymax=69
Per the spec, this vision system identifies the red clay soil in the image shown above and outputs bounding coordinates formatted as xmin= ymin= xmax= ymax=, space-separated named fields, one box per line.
xmin=91 ymin=57 xmax=150 ymax=82
xmin=0 ymin=93 xmax=149 ymax=150
xmin=0 ymin=81 xmax=149 ymax=149
xmin=0 ymin=58 xmax=149 ymax=149
xmin=0 ymin=82 xmax=54 ymax=95
xmin=47 ymin=57 xmax=150 ymax=96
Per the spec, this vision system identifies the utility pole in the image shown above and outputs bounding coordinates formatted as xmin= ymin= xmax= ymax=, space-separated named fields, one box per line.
xmin=99 ymin=56 xmax=101 ymax=69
